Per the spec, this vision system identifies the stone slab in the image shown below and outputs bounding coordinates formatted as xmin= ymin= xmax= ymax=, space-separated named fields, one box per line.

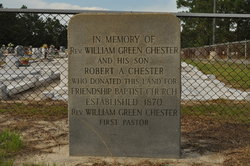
xmin=68 ymin=13 xmax=181 ymax=158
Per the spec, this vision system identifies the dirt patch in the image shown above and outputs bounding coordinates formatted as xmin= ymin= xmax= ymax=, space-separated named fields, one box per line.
xmin=0 ymin=113 xmax=249 ymax=166
xmin=223 ymin=146 xmax=250 ymax=166
xmin=182 ymin=115 xmax=250 ymax=166
xmin=182 ymin=115 xmax=250 ymax=153
xmin=0 ymin=113 xmax=68 ymax=154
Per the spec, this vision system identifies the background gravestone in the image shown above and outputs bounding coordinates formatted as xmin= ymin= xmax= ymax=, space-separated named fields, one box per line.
xmin=68 ymin=13 xmax=181 ymax=158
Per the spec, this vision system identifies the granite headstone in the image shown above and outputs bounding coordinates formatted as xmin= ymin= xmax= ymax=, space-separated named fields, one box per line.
xmin=68 ymin=13 xmax=181 ymax=158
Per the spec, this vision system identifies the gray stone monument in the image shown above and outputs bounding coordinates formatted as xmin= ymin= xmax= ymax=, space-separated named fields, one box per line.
xmin=32 ymin=48 xmax=42 ymax=59
xmin=68 ymin=13 xmax=181 ymax=158
xmin=0 ymin=45 xmax=6 ymax=54
xmin=49 ymin=45 xmax=56 ymax=56
xmin=15 ymin=45 xmax=26 ymax=57
xmin=0 ymin=51 xmax=4 ymax=62
xmin=60 ymin=46 xmax=65 ymax=52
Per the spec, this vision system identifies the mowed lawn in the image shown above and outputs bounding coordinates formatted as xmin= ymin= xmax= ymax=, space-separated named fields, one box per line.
xmin=182 ymin=100 xmax=250 ymax=123
xmin=183 ymin=59 xmax=250 ymax=90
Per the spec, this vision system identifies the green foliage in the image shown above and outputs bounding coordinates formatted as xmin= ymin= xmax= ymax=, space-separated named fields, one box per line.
xmin=182 ymin=100 xmax=250 ymax=123
xmin=184 ymin=59 xmax=250 ymax=90
xmin=0 ymin=4 xmax=67 ymax=47
xmin=0 ymin=159 xmax=14 ymax=166
xmin=0 ymin=130 xmax=23 ymax=157
xmin=0 ymin=130 xmax=23 ymax=166
xmin=177 ymin=0 xmax=250 ymax=47
xmin=0 ymin=12 xmax=19 ymax=46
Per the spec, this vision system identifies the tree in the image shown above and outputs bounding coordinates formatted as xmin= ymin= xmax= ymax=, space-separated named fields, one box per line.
xmin=0 ymin=4 xmax=19 ymax=45
xmin=16 ymin=5 xmax=46 ymax=47
xmin=0 ymin=4 xmax=68 ymax=48
xmin=177 ymin=0 xmax=250 ymax=47
xmin=43 ymin=17 xmax=67 ymax=47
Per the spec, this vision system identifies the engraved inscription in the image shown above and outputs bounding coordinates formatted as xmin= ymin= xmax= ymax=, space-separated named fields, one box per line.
xmin=68 ymin=13 xmax=180 ymax=158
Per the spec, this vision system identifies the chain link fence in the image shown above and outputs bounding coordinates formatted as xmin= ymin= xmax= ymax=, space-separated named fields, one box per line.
xmin=182 ymin=40 xmax=250 ymax=60
xmin=0 ymin=9 xmax=249 ymax=124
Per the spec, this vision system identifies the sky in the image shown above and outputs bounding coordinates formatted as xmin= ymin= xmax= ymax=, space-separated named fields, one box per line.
xmin=0 ymin=0 xmax=179 ymax=12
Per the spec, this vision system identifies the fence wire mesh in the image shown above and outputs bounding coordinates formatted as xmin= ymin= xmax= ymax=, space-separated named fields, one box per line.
xmin=0 ymin=10 xmax=249 ymax=124
xmin=180 ymin=16 xmax=250 ymax=124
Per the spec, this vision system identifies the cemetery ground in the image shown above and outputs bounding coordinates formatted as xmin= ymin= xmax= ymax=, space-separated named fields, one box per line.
xmin=0 ymin=100 xmax=249 ymax=166
xmin=184 ymin=59 xmax=250 ymax=90
xmin=0 ymin=55 xmax=249 ymax=165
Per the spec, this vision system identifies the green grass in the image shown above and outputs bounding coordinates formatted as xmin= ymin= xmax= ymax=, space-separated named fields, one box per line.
xmin=183 ymin=59 xmax=250 ymax=90
xmin=0 ymin=160 xmax=14 ymax=166
xmin=182 ymin=100 xmax=250 ymax=123
xmin=0 ymin=130 xmax=23 ymax=166
xmin=0 ymin=127 xmax=57 ymax=166
xmin=0 ymin=101 xmax=67 ymax=120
